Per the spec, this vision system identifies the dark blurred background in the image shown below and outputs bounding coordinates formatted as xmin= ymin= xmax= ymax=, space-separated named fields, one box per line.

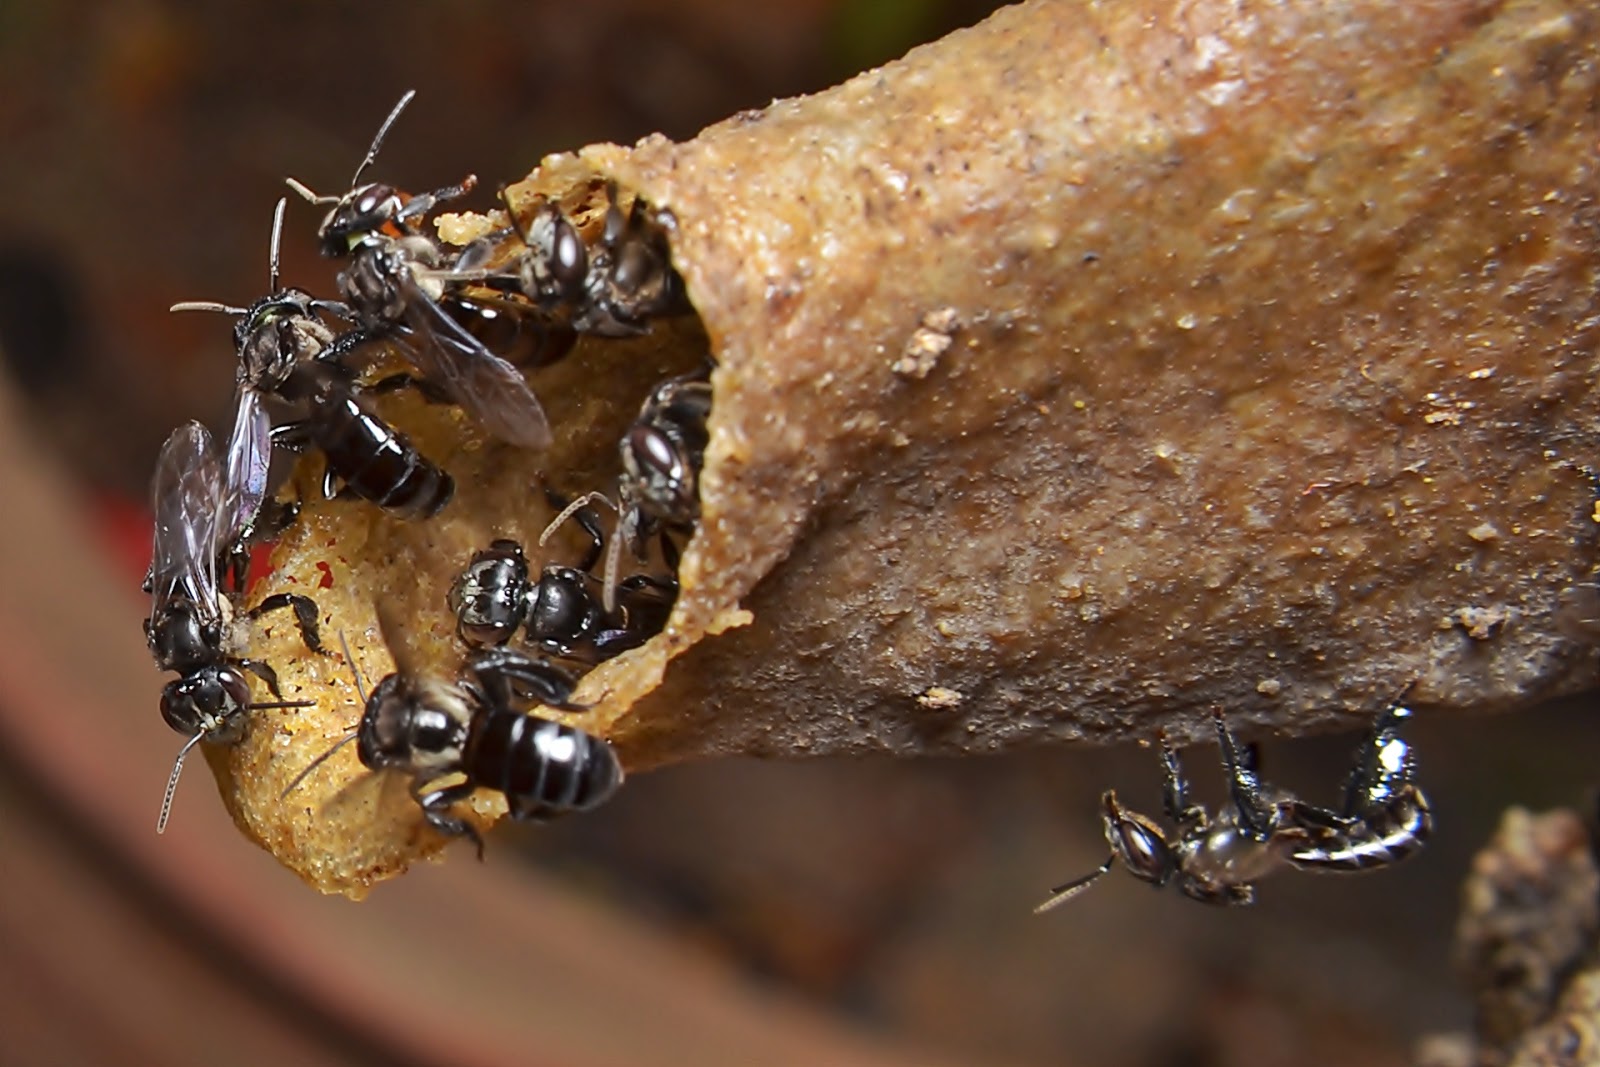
xmin=0 ymin=2 xmax=1592 ymax=1065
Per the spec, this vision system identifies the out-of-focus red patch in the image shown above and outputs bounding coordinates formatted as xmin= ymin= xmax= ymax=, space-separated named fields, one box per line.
xmin=314 ymin=560 xmax=334 ymax=589
xmin=241 ymin=543 xmax=274 ymax=592
xmin=94 ymin=493 xmax=154 ymax=584
xmin=96 ymin=491 xmax=276 ymax=594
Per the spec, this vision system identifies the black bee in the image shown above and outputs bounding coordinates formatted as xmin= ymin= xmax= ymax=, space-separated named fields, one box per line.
xmin=442 ymin=295 xmax=577 ymax=371
xmin=448 ymin=536 xmax=676 ymax=666
xmin=170 ymin=197 xmax=353 ymax=576
xmin=147 ymin=421 xmax=325 ymax=833
xmin=543 ymin=365 xmax=712 ymax=610
xmin=285 ymin=89 xmax=553 ymax=450
xmin=283 ymin=606 xmax=623 ymax=856
xmin=493 ymin=182 xmax=689 ymax=337
xmin=268 ymin=359 xmax=455 ymax=519
xmin=1036 ymin=703 xmax=1432 ymax=910
xmin=619 ymin=366 xmax=712 ymax=531
xmin=171 ymin=192 xmax=453 ymax=520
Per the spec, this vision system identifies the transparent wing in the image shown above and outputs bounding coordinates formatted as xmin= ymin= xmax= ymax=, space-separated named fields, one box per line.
xmin=222 ymin=386 xmax=272 ymax=548
xmin=149 ymin=421 xmax=225 ymax=627
xmin=374 ymin=599 xmax=423 ymax=682
xmin=394 ymin=273 xmax=553 ymax=450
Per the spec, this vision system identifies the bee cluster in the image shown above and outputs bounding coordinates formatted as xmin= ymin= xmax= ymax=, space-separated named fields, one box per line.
xmin=144 ymin=92 xmax=1435 ymax=907
xmin=145 ymin=91 xmax=702 ymax=849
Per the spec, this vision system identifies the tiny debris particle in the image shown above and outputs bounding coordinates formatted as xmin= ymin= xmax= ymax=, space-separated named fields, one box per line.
xmin=892 ymin=306 xmax=963 ymax=378
xmin=1256 ymin=678 xmax=1282 ymax=696
xmin=705 ymin=607 xmax=755 ymax=635
xmin=1453 ymin=605 xmax=1511 ymax=640
xmin=1468 ymin=522 xmax=1502 ymax=543
xmin=917 ymin=685 xmax=965 ymax=709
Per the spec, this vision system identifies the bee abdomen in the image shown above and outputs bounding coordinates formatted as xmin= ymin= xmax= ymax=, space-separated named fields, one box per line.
xmin=313 ymin=390 xmax=454 ymax=518
xmin=469 ymin=709 xmax=623 ymax=820
xmin=1291 ymin=791 xmax=1433 ymax=871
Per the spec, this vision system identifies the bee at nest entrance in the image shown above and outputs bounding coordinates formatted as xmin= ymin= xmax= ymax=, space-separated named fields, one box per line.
xmin=205 ymin=173 xmax=713 ymax=884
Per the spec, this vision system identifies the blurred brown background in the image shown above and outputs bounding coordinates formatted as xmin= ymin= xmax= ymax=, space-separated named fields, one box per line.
xmin=0 ymin=1 xmax=1594 ymax=1065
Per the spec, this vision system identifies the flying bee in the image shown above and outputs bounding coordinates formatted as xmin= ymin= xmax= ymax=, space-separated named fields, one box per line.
xmin=147 ymin=422 xmax=326 ymax=833
xmin=283 ymin=606 xmax=623 ymax=856
xmin=1035 ymin=703 xmax=1433 ymax=911
xmin=284 ymin=89 xmax=552 ymax=450
xmin=542 ymin=365 xmax=712 ymax=610
xmin=491 ymin=182 xmax=689 ymax=337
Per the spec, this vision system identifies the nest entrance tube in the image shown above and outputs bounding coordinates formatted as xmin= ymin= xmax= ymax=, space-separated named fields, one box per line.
xmin=216 ymin=0 xmax=1600 ymax=896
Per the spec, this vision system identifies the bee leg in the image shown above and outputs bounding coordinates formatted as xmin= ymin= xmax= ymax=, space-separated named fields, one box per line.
xmin=415 ymin=780 xmax=486 ymax=860
xmin=394 ymin=174 xmax=477 ymax=226
xmin=237 ymin=657 xmax=285 ymax=699
xmin=269 ymin=420 xmax=313 ymax=452
xmin=249 ymin=592 xmax=328 ymax=656
xmin=252 ymin=496 xmax=302 ymax=540
xmin=1212 ymin=709 xmax=1277 ymax=842
xmin=366 ymin=372 xmax=453 ymax=405
xmin=1155 ymin=729 xmax=1207 ymax=833
xmin=1337 ymin=703 xmax=1419 ymax=818
xmin=222 ymin=498 xmax=303 ymax=595
xmin=468 ymin=647 xmax=588 ymax=712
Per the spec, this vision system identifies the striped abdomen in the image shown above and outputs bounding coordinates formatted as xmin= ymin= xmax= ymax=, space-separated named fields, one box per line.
xmin=465 ymin=707 xmax=623 ymax=821
xmin=1289 ymin=788 xmax=1433 ymax=872
xmin=311 ymin=388 xmax=453 ymax=518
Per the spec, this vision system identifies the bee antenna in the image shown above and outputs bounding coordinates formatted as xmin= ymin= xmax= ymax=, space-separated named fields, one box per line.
xmin=601 ymin=508 xmax=632 ymax=614
xmin=268 ymin=197 xmax=287 ymax=293
xmin=156 ymin=730 xmax=207 ymax=834
xmin=1033 ymin=856 xmax=1115 ymax=914
xmin=339 ymin=630 xmax=369 ymax=703
xmin=351 ymin=89 xmax=417 ymax=188
xmin=497 ymin=185 xmax=534 ymax=246
xmin=170 ymin=301 xmax=248 ymax=316
xmin=280 ymin=630 xmax=366 ymax=800
xmin=284 ymin=176 xmax=338 ymax=207
xmin=280 ymin=731 xmax=358 ymax=799
xmin=539 ymin=491 xmax=617 ymax=548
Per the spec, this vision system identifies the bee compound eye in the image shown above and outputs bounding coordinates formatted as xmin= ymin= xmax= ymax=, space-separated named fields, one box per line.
xmin=159 ymin=679 xmax=200 ymax=736
xmin=1114 ymin=819 xmax=1170 ymax=882
xmin=354 ymin=186 xmax=388 ymax=220
xmin=550 ymin=217 xmax=588 ymax=293
xmin=160 ymin=669 xmax=250 ymax=739
xmin=626 ymin=425 xmax=682 ymax=484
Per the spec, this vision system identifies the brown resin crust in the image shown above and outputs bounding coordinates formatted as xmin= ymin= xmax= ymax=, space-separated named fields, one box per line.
xmin=217 ymin=0 xmax=1600 ymax=894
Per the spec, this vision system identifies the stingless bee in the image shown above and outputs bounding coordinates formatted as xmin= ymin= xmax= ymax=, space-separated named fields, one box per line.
xmin=285 ymin=90 xmax=553 ymax=451
xmin=1037 ymin=703 xmax=1432 ymax=910
xmin=283 ymin=606 xmax=624 ymax=856
xmin=146 ymin=421 xmax=326 ymax=832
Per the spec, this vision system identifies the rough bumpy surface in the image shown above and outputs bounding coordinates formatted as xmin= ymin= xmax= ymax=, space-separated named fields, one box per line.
xmin=215 ymin=0 xmax=1600 ymax=894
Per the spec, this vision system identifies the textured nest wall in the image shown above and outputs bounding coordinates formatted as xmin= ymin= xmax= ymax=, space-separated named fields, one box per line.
xmin=206 ymin=0 xmax=1599 ymax=895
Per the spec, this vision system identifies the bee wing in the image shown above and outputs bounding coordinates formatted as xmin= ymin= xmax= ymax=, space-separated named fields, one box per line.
xmin=394 ymin=273 xmax=553 ymax=450
xmin=373 ymin=599 xmax=425 ymax=682
xmin=292 ymin=760 xmax=417 ymax=843
xmin=149 ymin=421 xmax=225 ymax=627
xmin=222 ymin=385 xmax=272 ymax=549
